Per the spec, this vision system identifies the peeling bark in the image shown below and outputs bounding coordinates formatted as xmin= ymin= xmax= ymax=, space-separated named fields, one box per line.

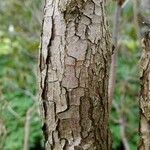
xmin=39 ymin=0 xmax=112 ymax=149
xmin=138 ymin=31 xmax=150 ymax=150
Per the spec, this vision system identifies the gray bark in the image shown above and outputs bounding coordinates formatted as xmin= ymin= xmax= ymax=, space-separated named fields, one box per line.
xmin=39 ymin=0 xmax=112 ymax=149
xmin=138 ymin=31 xmax=150 ymax=150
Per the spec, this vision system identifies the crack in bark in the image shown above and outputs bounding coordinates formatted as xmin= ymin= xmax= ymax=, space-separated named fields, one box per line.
xmin=139 ymin=31 xmax=150 ymax=150
xmin=39 ymin=0 xmax=112 ymax=149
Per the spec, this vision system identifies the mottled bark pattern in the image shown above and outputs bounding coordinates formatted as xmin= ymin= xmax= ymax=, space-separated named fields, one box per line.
xmin=39 ymin=0 xmax=111 ymax=149
xmin=139 ymin=31 xmax=150 ymax=150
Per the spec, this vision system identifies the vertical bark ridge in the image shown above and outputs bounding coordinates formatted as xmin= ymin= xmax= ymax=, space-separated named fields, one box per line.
xmin=39 ymin=0 xmax=112 ymax=149
xmin=139 ymin=31 xmax=150 ymax=150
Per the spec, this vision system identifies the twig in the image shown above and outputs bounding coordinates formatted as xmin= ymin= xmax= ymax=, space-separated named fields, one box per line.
xmin=7 ymin=105 xmax=20 ymax=119
xmin=122 ymin=0 xmax=130 ymax=8
xmin=2 ymin=99 xmax=21 ymax=120
xmin=108 ymin=0 xmax=122 ymax=106
xmin=119 ymin=116 xmax=130 ymax=150
xmin=120 ymin=84 xmax=130 ymax=150
xmin=132 ymin=0 xmax=141 ymax=42
xmin=23 ymin=104 xmax=36 ymax=150
xmin=0 ymin=119 xmax=7 ymax=149
xmin=113 ymin=99 xmax=130 ymax=150
xmin=112 ymin=81 xmax=130 ymax=150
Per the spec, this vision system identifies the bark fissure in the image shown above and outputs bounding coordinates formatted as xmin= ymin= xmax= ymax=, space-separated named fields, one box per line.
xmin=39 ymin=0 xmax=111 ymax=149
xmin=139 ymin=31 xmax=150 ymax=150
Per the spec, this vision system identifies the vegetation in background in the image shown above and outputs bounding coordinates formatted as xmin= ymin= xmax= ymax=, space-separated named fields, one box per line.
xmin=0 ymin=0 xmax=43 ymax=149
xmin=0 ymin=0 xmax=144 ymax=149
xmin=107 ymin=1 xmax=140 ymax=149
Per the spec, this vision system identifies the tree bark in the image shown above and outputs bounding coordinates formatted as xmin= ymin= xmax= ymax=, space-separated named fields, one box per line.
xmin=39 ymin=0 xmax=112 ymax=149
xmin=138 ymin=31 xmax=150 ymax=150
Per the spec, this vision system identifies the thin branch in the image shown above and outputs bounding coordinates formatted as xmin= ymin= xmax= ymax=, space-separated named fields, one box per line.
xmin=108 ymin=0 xmax=122 ymax=106
xmin=132 ymin=0 xmax=141 ymax=42
xmin=113 ymin=99 xmax=130 ymax=150
xmin=2 ymin=99 xmax=21 ymax=120
xmin=119 ymin=116 xmax=130 ymax=150
xmin=0 ymin=120 xmax=7 ymax=149
xmin=122 ymin=0 xmax=130 ymax=8
xmin=7 ymin=105 xmax=20 ymax=119
xmin=120 ymin=85 xmax=130 ymax=150
xmin=23 ymin=104 xmax=36 ymax=150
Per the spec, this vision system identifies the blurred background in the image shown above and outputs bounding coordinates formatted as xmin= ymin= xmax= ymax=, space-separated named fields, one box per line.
xmin=0 ymin=0 xmax=149 ymax=149
xmin=0 ymin=0 xmax=43 ymax=149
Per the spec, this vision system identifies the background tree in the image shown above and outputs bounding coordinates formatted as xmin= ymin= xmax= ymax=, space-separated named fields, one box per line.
xmin=39 ymin=0 xmax=112 ymax=149
xmin=138 ymin=32 xmax=150 ymax=150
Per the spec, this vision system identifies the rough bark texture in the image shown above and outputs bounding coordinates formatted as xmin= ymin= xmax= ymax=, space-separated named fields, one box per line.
xmin=39 ymin=0 xmax=111 ymax=149
xmin=139 ymin=31 xmax=150 ymax=150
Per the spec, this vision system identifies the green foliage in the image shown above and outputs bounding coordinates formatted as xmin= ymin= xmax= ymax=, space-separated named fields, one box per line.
xmin=108 ymin=1 xmax=140 ymax=150
xmin=0 ymin=0 xmax=43 ymax=149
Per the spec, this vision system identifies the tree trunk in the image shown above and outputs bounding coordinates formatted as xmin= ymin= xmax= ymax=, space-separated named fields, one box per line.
xmin=138 ymin=31 xmax=150 ymax=150
xmin=39 ymin=0 xmax=112 ymax=149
